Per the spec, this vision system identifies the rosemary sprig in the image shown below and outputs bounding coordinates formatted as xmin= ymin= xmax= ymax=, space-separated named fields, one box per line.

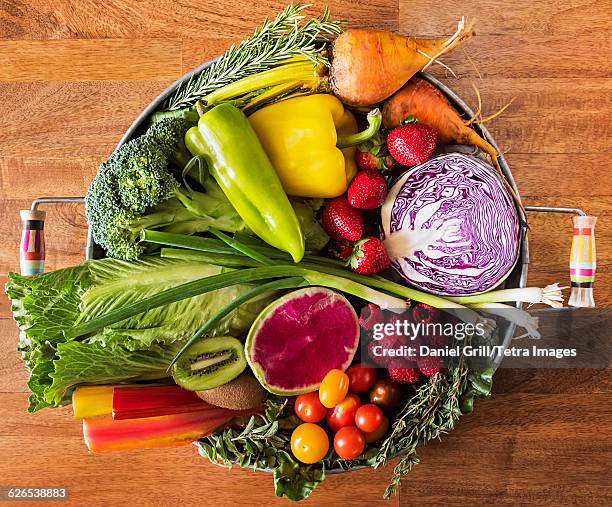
xmin=165 ymin=4 xmax=343 ymax=110
xmin=375 ymin=364 xmax=469 ymax=499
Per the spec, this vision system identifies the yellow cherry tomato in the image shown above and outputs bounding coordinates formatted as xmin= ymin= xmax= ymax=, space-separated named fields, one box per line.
xmin=318 ymin=369 xmax=349 ymax=408
xmin=290 ymin=423 xmax=329 ymax=464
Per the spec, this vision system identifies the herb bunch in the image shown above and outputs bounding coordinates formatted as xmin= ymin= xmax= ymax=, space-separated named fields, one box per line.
xmin=165 ymin=4 xmax=343 ymax=111
xmin=375 ymin=364 xmax=493 ymax=498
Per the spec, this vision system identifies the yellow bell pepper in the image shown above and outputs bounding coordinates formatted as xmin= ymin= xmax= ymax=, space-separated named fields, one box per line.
xmin=248 ymin=94 xmax=381 ymax=198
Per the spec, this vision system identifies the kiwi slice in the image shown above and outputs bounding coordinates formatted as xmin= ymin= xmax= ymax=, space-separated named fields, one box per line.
xmin=172 ymin=336 xmax=246 ymax=391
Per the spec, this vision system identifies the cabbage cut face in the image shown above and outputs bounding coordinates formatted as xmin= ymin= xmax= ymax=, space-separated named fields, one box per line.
xmin=381 ymin=153 xmax=520 ymax=296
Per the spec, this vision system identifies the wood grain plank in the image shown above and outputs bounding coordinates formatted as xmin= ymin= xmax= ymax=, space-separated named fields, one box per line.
xmin=506 ymin=154 xmax=612 ymax=197
xmin=399 ymin=0 xmax=610 ymax=35
xmin=0 ymin=80 xmax=172 ymax=158
xmin=431 ymin=34 xmax=612 ymax=78
xmin=492 ymin=369 xmax=611 ymax=394
xmin=0 ymin=199 xmax=88 ymax=272
xmin=0 ymin=157 xmax=98 ymax=199
xmin=0 ymin=39 xmax=182 ymax=81
xmin=0 ymin=319 xmax=26 ymax=393
xmin=0 ymin=198 xmax=88 ymax=320
xmin=400 ymin=392 xmax=612 ymax=506
xmin=0 ymin=0 xmax=397 ymax=40
xmin=524 ymin=196 xmax=609 ymax=265
xmin=0 ymin=0 xmax=610 ymax=505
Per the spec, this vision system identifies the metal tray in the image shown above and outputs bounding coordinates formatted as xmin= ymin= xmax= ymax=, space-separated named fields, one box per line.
xmin=23 ymin=61 xmax=586 ymax=474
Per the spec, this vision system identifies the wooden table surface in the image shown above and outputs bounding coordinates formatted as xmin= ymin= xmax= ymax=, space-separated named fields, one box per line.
xmin=0 ymin=1 xmax=610 ymax=505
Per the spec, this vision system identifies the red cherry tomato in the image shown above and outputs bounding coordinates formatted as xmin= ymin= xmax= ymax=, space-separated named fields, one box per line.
xmin=295 ymin=392 xmax=327 ymax=423
xmin=334 ymin=426 xmax=365 ymax=460
xmin=326 ymin=393 xmax=361 ymax=433
xmin=364 ymin=416 xmax=389 ymax=443
xmin=355 ymin=404 xmax=384 ymax=433
xmin=346 ymin=363 xmax=378 ymax=393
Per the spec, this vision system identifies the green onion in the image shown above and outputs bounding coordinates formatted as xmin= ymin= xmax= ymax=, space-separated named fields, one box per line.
xmin=141 ymin=229 xmax=237 ymax=255
xmin=142 ymin=229 xmax=343 ymax=267
xmin=169 ymin=276 xmax=306 ymax=368
xmin=67 ymin=265 xmax=408 ymax=339
xmin=160 ymin=247 xmax=261 ymax=267
xmin=448 ymin=283 xmax=565 ymax=308
xmin=467 ymin=302 xmax=540 ymax=339
xmin=67 ymin=266 xmax=289 ymax=339
xmin=146 ymin=232 xmax=483 ymax=321
xmin=208 ymin=228 xmax=274 ymax=266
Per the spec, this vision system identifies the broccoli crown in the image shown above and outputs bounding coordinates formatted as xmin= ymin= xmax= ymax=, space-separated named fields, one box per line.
xmin=86 ymin=135 xmax=180 ymax=260
xmin=105 ymin=137 xmax=179 ymax=213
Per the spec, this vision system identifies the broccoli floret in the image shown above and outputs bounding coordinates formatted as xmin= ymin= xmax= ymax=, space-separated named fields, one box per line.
xmin=102 ymin=137 xmax=179 ymax=213
xmin=146 ymin=117 xmax=194 ymax=169
xmin=86 ymin=118 xmax=244 ymax=260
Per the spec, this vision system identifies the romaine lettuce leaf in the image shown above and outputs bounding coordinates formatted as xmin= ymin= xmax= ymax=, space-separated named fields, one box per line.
xmin=5 ymin=256 xmax=272 ymax=411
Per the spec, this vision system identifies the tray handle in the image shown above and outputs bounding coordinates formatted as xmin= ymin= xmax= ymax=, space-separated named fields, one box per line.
xmin=525 ymin=206 xmax=597 ymax=308
xmin=20 ymin=197 xmax=87 ymax=275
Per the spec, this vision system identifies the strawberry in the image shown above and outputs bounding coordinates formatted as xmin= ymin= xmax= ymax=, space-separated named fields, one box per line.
xmin=368 ymin=340 xmax=390 ymax=367
xmin=347 ymin=169 xmax=388 ymax=209
xmin=356 ymin=132 xmax=397 ymax=172
xmin=417 ymin=356 xmax=443 ymax=377
xmin=322 ymin=197 xmax=364 ymax=241
xmin=412 ymin=303 xmax=441 ymax=324
xmin=359 ymin=303 xmax=386 ymax=330
xmin=388 ymin=365 xmax=421 ymax=384
xmin=332 ymin=241 xmax=354 ymax=261
xmin=421 ymin=333 xmax=449 ymax=349
xmin=349 ymin=237 xmax=390 ymax=274
xmin=355 ymin=150 xmax=380 ymax=171
xmin=387 ymin=122 xmax=437 ymax=166
xmin=368 ymin=334 xmax=408 ymax=367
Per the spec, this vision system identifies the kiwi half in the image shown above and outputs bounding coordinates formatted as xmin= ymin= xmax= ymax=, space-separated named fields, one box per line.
xmin=171 ymin=336 xmax=246 ymax=391
xmin=196 ymin=373 xmax=266 ymax=410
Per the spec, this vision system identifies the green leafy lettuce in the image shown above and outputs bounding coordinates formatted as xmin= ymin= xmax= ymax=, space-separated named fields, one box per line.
xmin=5 ymin=256 xmax=272 ymax=412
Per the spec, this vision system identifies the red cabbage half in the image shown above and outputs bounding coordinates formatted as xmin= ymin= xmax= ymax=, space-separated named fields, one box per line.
xmin=381 ymin=153 xmax=520 ymax=296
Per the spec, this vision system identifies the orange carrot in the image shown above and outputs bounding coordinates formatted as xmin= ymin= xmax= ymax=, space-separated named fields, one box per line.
xmin=382 ymin=76 xmax=498 ymax=161
xmin=331 ymin=18 xmax=474 ymax=106
xmin=382 ymin=76 xmax=523 ymax=209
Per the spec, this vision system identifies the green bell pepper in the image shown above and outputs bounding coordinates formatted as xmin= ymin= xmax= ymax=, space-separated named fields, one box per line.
xmin=184 ymin=103 xmax=305 ymax=262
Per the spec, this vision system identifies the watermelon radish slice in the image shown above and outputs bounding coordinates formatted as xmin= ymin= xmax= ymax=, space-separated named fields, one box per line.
xmin=245 ymin=288 xmax=360 ymax=395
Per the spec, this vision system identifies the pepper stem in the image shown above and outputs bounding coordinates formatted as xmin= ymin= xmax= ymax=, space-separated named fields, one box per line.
xmin=336 ymin=109 xmax=382 ymax=148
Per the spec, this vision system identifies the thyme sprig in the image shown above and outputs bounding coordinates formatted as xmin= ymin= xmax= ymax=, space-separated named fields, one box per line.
xmin=165 ymin=4 xmax=343 ymax=110
xmin=376 ymin=361 xmax=492 ymax=499
xmin=375 ymin=364 xmax=468 ymax=498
